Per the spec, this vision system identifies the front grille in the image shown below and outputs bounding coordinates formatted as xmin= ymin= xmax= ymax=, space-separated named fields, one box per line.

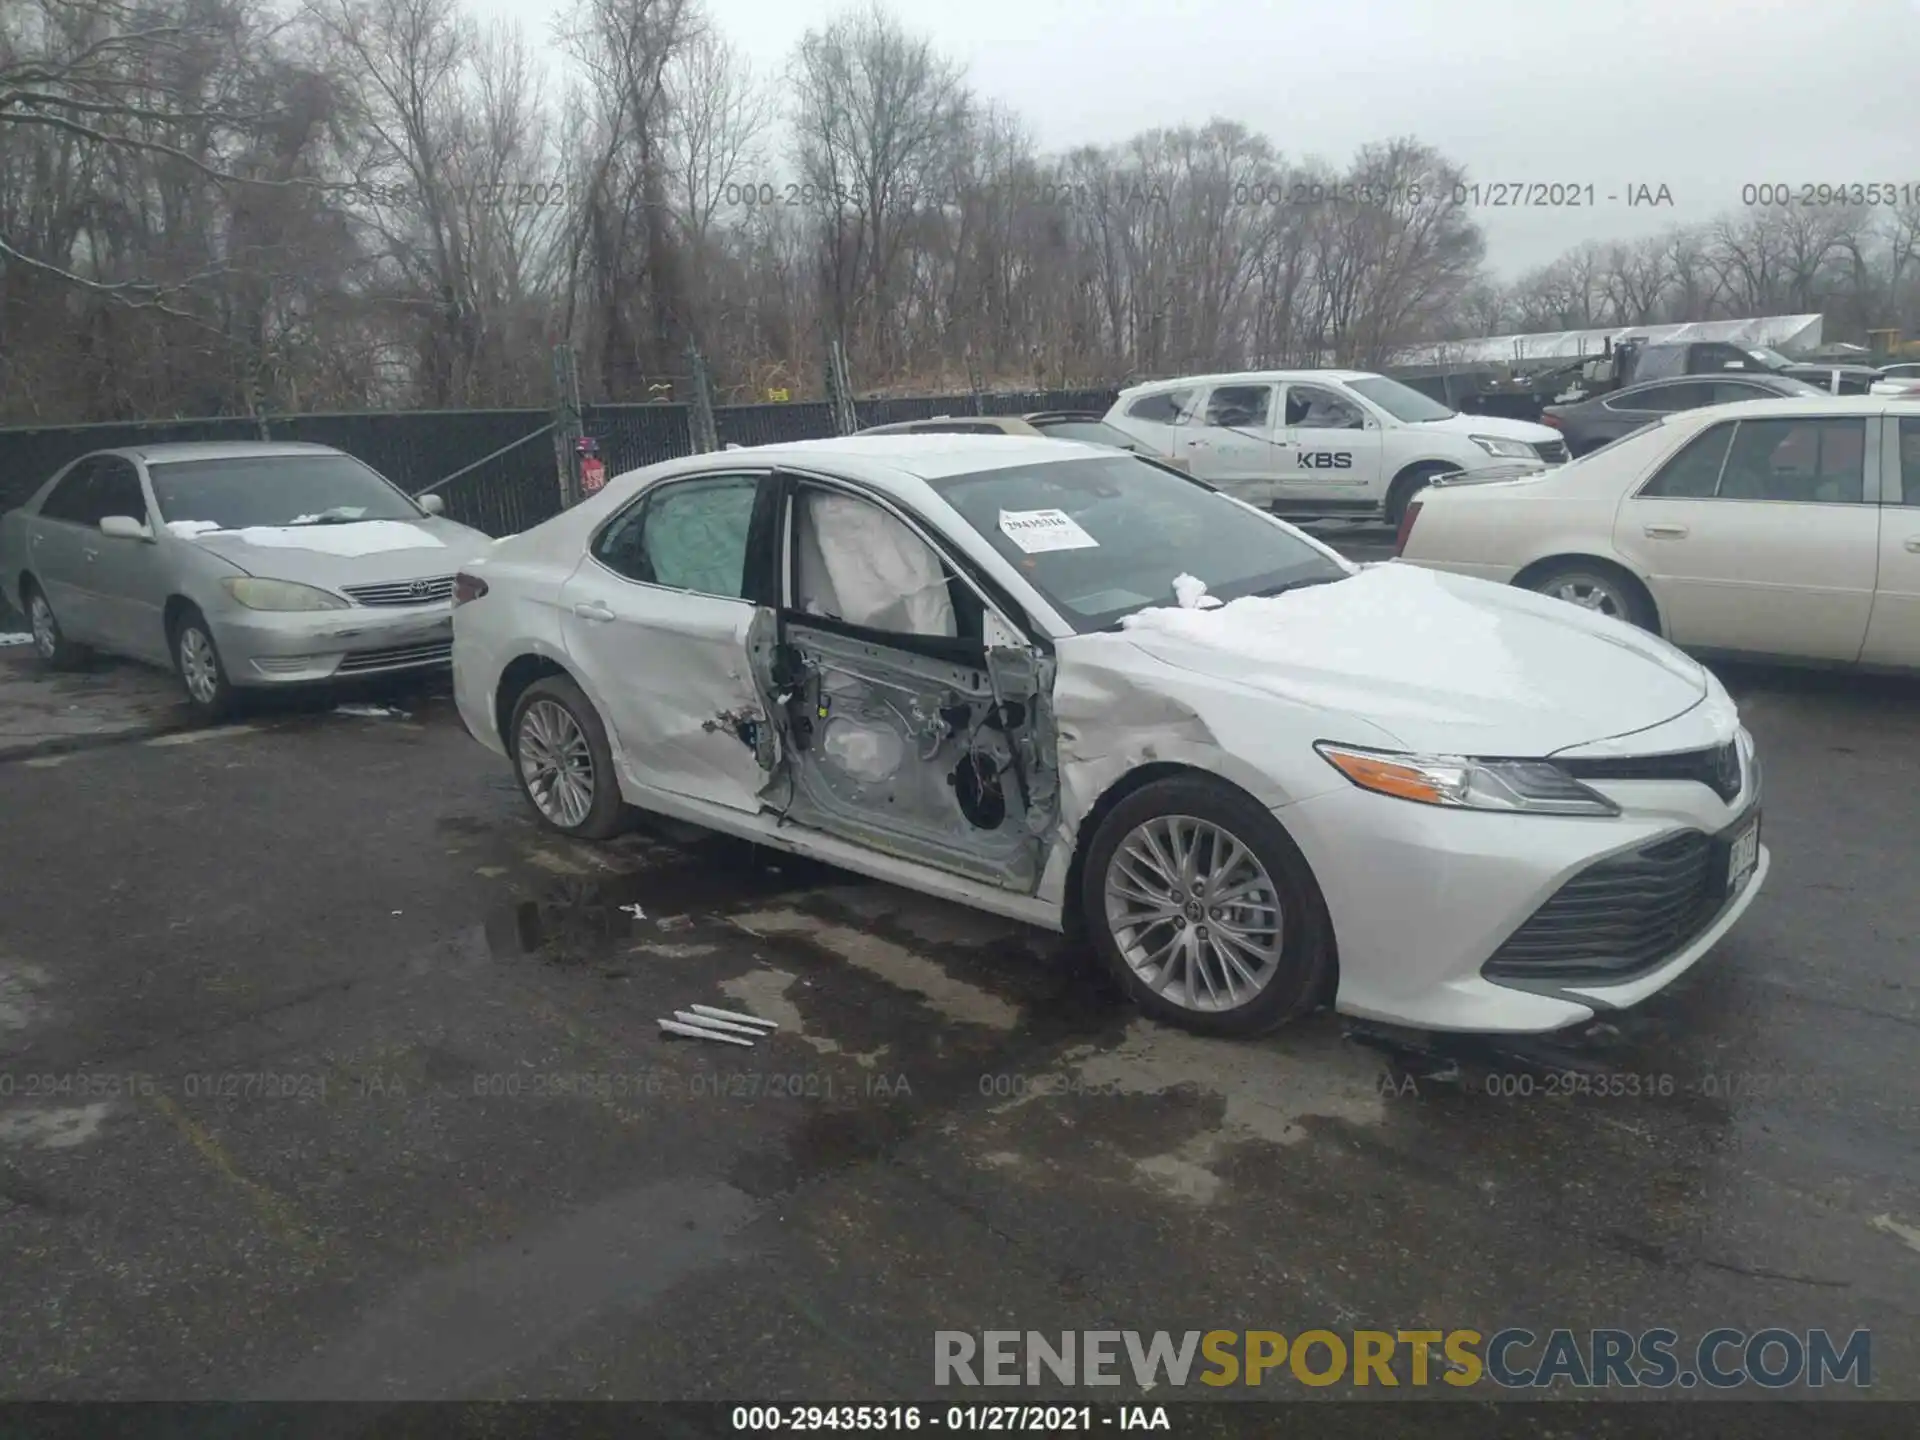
xmin=335 ymin=640 xmax=452 ymax=674
xmin=1559 ymin=741 xmax=1742 ymax=804
xmin=1484 ymin=829 xmax=1730 ymax=983
xmin=1531 ymin=439 xmax=1571 ymax=464
xmin=341 ymin=575 xmax=455 ymax=607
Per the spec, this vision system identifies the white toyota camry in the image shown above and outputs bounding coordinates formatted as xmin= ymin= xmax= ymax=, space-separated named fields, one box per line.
xmin=451 ymin=435 xmax=1767 ymax=1037
xmin=1395 ymin=396 xmax=1920 ymax=671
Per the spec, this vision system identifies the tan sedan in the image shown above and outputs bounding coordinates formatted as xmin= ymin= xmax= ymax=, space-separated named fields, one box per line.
xmin=1394 ymin=396 xmax=1920 ymax=672
xmin=856 ymin=411 xmax=1193 ymax=473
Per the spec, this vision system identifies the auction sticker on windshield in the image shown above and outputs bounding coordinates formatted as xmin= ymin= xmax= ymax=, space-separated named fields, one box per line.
xmin=999 ymin=509 xmax=1099 ymax=553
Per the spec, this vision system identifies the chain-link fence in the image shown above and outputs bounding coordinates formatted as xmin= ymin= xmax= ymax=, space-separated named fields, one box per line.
xmin=0 ymin=386 xmax=1126 ymax=539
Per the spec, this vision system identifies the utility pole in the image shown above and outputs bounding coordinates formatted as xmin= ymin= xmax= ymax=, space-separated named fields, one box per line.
xmin=686 ymin=345 xmax=719 ymax=453
xmin=824 ymin=336 xmax=858 ymax=435
xmin=551 ymin=343 xmax=584 ymax=508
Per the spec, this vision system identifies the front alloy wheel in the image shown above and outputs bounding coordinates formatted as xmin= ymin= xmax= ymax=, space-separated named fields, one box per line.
xmin=1082 ymin=775 xmax=1333 ymax=1036
xmin=1104 ymin=815 xmax=1285 ymax=1013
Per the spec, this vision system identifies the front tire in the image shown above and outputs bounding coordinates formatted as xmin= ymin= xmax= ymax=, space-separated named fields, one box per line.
xmin=1080 ymin=775 xmax=1334 ymax=1037
xmin=509 ymin=675 xmax=628 ymax=840
xmin=1522 ymin=560 xmax=1657 ymax=631
xmin=24 ymin=582 xmax=88 ymax=669
xmin=171 ymin=606 xmax=236 ymax=721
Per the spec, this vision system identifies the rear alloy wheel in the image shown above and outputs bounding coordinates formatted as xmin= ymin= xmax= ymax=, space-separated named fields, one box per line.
xmin=25 ymin=584 xmax=88 ymax=669
xmin=509 ymin=676 xmax=628 ymax=840
xmin=1524 ymin=562 xmax=1655 ymax=630
xmin=1083 ymin=775 xmax=1333 ymax=1037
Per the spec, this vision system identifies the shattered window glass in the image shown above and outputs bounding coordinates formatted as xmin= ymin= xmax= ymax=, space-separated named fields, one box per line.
xmin=609 ymin=475 xmax=759 ymax=596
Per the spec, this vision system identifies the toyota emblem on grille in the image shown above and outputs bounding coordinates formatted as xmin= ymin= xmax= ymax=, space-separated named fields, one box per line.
xmin=408 ymin=579 xmax=431 ymax=597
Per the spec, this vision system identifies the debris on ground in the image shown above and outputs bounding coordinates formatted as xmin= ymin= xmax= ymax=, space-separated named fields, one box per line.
xmin=659 ymin=1003 xmax=779 ymax=1046
xmin=335 ymin=703 xmax=410 ymax=719
xmin=620 ymin=902 xmax=647 ymax=920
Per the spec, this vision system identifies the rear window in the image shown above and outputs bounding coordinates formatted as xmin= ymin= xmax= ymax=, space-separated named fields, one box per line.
xmin=1029 ymin=419 xmax=1146 ymax=449
xmin=1125 ymin=390 xmax=1193 ymax=424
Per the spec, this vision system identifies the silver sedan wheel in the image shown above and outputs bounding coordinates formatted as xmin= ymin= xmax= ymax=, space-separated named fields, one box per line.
xmin=179 ymin=626 xmax=220 ymax=704
xmin=1540 ymin=573 xmax=1626 ymax=618
xmin=518 ymin=699 xmax=596 ymax=829
xmin=29 ymin=593 xmax=58 ymax=660
xmin=1103 ymin=814 xmax=1285 ymax=1014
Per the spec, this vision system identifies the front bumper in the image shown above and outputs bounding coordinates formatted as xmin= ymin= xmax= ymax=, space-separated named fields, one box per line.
xmin=1282 ymin=761 xmax=1766 ymax=1034
xmin=212 ymin=603 xmax=454 ymax=686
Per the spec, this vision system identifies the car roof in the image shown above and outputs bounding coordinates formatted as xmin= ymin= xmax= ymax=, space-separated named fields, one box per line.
xmin=1118 ymin=370 xmax=1378 ymax=395
xmin=1661 ymin=395 xmax=1906 ymax=422
xmin=856 ymin=415 xmax=1038 ymax=435
xmin=94 ymin=441 xmax=345 ymax=465
xmin=655 ymin=433 xmax=1130 ymax=495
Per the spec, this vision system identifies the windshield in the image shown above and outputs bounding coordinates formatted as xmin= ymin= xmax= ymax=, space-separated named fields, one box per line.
xmin=1746 ymin=347 xmax=1794 ymax=369
xmin=928 ymin=454 xmax=1350 ymax=631
xmin=1345 ymin=375 xmax=1456 ymax=422
xmin=1028 ymin=418 xmax=1149 ymax=450
xmin=148 ymin=454 xmax=423 ymax=529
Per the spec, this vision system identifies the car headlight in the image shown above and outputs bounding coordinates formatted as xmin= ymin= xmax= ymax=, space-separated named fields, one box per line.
xmin=1315 ymin=742 xmax=1621 ymax=816
xmin=221 ymin=577 xmax=350 ymax=611
xmin=1469 ymin=434 xmax=1540 ymax=460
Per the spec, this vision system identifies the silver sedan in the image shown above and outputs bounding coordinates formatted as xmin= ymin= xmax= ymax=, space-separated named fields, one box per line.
xmin=0 ymin=441 xmax=495 ymax=718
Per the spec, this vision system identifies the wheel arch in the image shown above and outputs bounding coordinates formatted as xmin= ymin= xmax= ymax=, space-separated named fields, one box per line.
xmin=1059 ymin=760 xmax=1340 ymax=1006
xmin=494 ymin=652 xmax=580 ymax=749
xmin=1511 ymin=551 xmax=1665 ymax=635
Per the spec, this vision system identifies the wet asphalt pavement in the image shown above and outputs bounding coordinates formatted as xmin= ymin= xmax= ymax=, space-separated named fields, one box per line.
xmin=1 ymin=529 xmax=1917 ymax=1412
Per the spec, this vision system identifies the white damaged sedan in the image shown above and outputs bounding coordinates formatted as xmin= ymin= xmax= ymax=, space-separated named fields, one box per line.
xmin=451 ymin=435 xmax=1767 ymax=1037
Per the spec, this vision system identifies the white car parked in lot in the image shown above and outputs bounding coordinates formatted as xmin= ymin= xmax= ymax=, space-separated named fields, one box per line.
xmin=1101 ymin=370 xmax=1566 ymax=526
xmin=1394 ymin=398 xmax=1920 ymax=672
xmin=452 ymin=434 xmax=1766 ymax=1038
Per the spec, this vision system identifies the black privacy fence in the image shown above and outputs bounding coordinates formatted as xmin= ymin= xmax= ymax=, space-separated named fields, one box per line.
xmin=0 ymin=388 xmax=1122 ymax=537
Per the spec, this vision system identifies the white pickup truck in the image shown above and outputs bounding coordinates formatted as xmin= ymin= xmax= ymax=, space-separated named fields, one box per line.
xmin=1102 ymin=369 xmax=1566 ymax=527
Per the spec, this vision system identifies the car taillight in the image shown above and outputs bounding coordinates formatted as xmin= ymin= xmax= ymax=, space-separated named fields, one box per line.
xmin=453 ymin=572 xmax=488 ymax=606
xmin=1539 ymin=412 xmax=1564 ymax=429
xmin=1394 ymin=499 xmax=1423 ymax=557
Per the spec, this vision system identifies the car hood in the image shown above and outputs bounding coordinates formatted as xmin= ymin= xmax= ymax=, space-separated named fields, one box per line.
xmin=1413 ymin=412 xmax=1563 ymax=446
xmin=178 ymin=516 xmax=493 ymax=586
xmin=1116 ymin=563 xmax=1708 ymax=757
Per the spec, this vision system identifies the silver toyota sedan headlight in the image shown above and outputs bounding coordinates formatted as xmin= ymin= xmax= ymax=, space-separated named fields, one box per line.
xmin=1315 ymin=742 xmax=1620 ymax=816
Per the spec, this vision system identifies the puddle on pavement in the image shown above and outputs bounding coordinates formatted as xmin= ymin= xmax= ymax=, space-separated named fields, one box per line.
xmin=484 ymin=837 xmax=838 ymax=966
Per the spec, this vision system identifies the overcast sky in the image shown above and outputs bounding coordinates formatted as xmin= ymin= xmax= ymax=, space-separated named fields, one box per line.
xmin=465 ymin=0 xmax=1920 ymax=274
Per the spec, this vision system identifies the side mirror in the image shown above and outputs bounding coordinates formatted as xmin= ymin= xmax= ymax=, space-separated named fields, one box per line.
xmin=417 ymin=493 xmax=446 ymax=515
xmin=100 ymin=515 xmax=151 ymax=540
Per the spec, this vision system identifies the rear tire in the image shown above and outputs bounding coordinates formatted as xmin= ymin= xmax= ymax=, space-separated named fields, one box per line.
xmin=1080 ymin=775 xmax=1334 ymax=1037
xmin=509 ymin=675 xmax=628 ymax=840
xmin=1521 ymin=559 xmax=1657 ymax=631
xmin=1384 ymin=463 xmax=1460 ymax=529
xmin=23 ymin=581 xmax=89 ymax=670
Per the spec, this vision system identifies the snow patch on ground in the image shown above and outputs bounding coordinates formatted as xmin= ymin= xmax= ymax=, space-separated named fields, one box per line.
xmin=164 ymin=520 xmax=224 ymax=538
xmin=0 ymin=1103 xmax=111 ymax=1149
xmin=0 ymin=633 xmax=32 ymax=646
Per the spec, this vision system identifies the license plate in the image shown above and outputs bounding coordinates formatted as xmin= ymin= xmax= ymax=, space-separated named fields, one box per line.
xmin=1727 ymin=815 xmax=1760 ymax=893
